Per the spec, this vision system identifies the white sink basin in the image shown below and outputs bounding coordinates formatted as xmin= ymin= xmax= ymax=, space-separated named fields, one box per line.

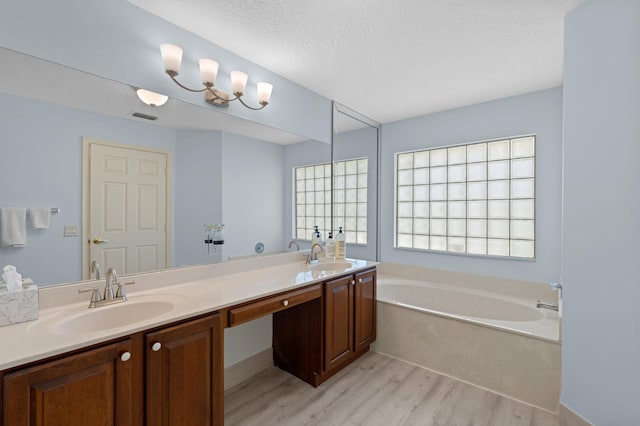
xmin=31 ymin=295 xmax=185 ymax=335
xmin=307 ymin=260 xmax=354 ymax=272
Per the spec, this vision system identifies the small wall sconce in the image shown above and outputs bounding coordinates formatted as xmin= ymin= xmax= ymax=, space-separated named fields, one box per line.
xmin=160 ymin=43 xmax=273 ymax=110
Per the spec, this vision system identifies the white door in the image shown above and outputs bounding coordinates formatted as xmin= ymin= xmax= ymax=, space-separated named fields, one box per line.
xmin=87 ymin=142 xmax=168 ymax=276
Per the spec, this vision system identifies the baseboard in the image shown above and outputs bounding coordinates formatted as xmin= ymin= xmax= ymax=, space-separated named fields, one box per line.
xmin=224 ymin=349 xmax=273 ymax=390
xmin=560 ymin=403 xmax=592 ymax=426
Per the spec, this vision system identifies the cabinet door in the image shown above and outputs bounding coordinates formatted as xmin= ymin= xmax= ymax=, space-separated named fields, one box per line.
xmin=324 ymin=275 xmax=354 ymax=371
xmin=354 ymin=269 xmax=377 ymax=352
xmin=3 ymin=339 xmax=134 ymax=426
xmin=146 ymin=313 xmax=222 ymax=426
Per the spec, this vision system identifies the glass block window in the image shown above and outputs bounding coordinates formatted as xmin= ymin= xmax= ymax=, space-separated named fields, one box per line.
xmin=333 ymin=158 xmax=368 ymax=244
xmin=294 ymin=158 xmax=368 ymax=244
xmin=395 ymin=136 xmax=535 ymax=258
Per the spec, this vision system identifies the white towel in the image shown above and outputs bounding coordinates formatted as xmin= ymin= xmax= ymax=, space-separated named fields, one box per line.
xmin=0 ymin=207 xmax=27 ymax=247
xmin=29 ymin=208 xmax=51 ymax=229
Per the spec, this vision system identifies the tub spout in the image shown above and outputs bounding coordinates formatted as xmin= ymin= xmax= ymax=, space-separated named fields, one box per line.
xmin=536 ymin=300 xmax=558 ymax=311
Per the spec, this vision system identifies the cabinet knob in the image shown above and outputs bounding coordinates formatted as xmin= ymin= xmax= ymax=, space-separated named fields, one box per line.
xmin=282 ymin=300 xmax=289 ymax=307
xmin=351 ymin=280 xmax=355 ymax=286
xmin=151 ymin=342 xmax=162 ymax=352
xmin=359 ymin=278 xmax=363 ymax=283
xmin=120 ymin=352 xmax=131 ymax=362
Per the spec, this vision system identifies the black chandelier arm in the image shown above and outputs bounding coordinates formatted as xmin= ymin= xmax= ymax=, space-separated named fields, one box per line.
xmin=169 ymin=74 xmax=208 ymax=93
xmin=236 ymin=96 xmax=268 ymax=111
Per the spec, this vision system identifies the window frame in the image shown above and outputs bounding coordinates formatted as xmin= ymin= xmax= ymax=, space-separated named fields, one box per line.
xmin=393 ymin=135 xmax=536 ymax=260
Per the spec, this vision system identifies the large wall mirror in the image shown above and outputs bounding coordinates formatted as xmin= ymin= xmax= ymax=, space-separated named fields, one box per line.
xmin=331 ymin=103 xmax=380 ymax=262
xmin=0 ymin=47 xmax=334 ymax=286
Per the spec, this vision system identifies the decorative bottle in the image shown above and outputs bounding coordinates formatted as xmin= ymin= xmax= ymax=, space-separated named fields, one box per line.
xmin=325 ymin=231 xmax=335 ymax=259
xmin=335 ymin=227 xmax=346 ymax=259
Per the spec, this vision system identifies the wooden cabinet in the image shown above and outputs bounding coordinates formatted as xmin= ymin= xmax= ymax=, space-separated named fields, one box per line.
xmin=146 ymin=313 xmax=223 ymax=426
xmin=324 ymin=274 xmax=354 ymax=371
xmin=274 ymin=268 xmax=377 ymax=387
xmin=2 ymin=313 xmax=222 ymax=426
xmin=354 ymin=269 xmax=376 ymax=353
xmin=324 ymin=268 xmax=377 ymax=373
xmin=3 ymin=339 xmax=135 ymax=425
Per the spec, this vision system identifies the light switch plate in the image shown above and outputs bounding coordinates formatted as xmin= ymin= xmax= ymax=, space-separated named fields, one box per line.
xmin=64 ymin=225 xmax=79 ymax=237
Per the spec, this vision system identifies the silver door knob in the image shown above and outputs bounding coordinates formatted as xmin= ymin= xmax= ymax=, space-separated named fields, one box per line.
xmin=282 ymin=300 xmax=289 ymax=307
xmin=151 ymin=342 xmax=162 ymax=352
xmin=120 ymin=352 xmax=131 ymax=362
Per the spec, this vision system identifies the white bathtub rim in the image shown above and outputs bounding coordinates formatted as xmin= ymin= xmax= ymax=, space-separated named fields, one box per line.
xmin=377 ymin=277 xmax=560 ymax=343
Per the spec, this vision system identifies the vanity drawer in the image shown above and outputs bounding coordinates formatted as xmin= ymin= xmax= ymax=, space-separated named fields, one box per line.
xmin=228 ymin=284 xmax=322 ymax=327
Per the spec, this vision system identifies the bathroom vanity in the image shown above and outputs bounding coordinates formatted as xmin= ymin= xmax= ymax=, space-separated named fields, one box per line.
xmin=0 ymin=255 xmax=376 ymax=425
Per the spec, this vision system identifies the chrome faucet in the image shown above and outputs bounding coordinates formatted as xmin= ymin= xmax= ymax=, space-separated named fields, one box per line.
xmin=288 ymin=240 xmax=300 ymax=251
xmin=90 ymin=260 xmax=101 ymax=280
xmin=306 ymin=243 xmax=324 ymax=263
xmin=536 ymin=300 xmax=559 ymax=311
xmin=79 ymin=266 xmax=135 ymax=308
xmin=104 ymin=267 xmax=119 ymax=300
xmin=536 ymin=282 xmax=562 ymax=311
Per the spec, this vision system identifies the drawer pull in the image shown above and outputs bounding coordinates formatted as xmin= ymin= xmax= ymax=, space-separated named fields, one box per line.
xmin=120 ymin=352 xmax=131 ymax=362
xmin=151 ymin=342 xmax=162 ymax=352
xmin=282 ymin=300 xmax=289 ymax=307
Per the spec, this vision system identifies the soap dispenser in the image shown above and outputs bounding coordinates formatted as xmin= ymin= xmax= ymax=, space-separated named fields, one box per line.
xmin=335 ymin=227 xmax=346 ymax=259
xmin=311 ymin=225 xmax=322 ymax=246
xmin=325 ymin=232 xmax=335 ymax=259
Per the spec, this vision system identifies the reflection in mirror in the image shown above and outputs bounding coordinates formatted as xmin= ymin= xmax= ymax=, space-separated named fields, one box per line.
xmin=0 ymin=47 xmax=330 ymax=286
xmin=331 ymin=102 xmax=380 ymax=261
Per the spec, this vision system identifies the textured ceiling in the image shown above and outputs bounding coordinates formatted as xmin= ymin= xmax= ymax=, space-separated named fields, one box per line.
xmin=127 ymin=0 xmax=584 ymax=124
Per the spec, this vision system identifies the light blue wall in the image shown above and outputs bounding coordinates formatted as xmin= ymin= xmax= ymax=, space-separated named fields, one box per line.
xmin=561 ymin=1 xmax=640 ymax=424
xmin=221 ymin=132 xmax=285 ymax=258
xmin=0 ymin=0 xmax=332 ymax=143
xmin=0 ymin=93 xmax=176 ymax=285
xmin=174 ymin=130 xmax=223 ymax=267
xmin=380 ymin=87 xmax=563 ymax=283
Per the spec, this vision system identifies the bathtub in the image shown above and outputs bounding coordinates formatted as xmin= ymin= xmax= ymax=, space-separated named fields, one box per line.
xmin=372 ymin=265 xmax=561 ymax=412
xmin=377 ymin=278 xmax=559 ymax=341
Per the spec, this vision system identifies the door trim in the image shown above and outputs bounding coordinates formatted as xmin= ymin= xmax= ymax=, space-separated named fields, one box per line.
xmin=81 ymin=137 xmax=173 ymax=280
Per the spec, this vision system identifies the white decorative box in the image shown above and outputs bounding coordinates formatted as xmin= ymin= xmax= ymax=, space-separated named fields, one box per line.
xmin=0 ymin=278 xmax=38 ymax=327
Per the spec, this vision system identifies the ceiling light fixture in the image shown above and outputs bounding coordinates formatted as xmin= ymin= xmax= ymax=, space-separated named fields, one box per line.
xmin=136 ymin=88 xmax=169 ymax=107
xmin=160 ymin=43 xmax=273 ymax=110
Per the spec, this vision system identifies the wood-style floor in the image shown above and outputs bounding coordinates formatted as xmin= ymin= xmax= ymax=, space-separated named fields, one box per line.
xmin=224 ymin=351 xmax=559 ymax=426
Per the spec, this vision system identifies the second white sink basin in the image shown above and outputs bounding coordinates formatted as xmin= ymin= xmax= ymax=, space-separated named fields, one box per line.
xmin=307 ymin=260 xmax=354 ymax=272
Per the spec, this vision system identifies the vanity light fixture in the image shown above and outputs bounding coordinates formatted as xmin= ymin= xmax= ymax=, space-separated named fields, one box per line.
xmin=160 ymin=43 xmax=273 ymax=110
xmin=135 ymin=88 xmax=169 ymax=107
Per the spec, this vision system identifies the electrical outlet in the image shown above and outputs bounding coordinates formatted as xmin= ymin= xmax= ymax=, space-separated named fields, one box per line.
xmin=64 ymin=225 xmax=79 ymax=237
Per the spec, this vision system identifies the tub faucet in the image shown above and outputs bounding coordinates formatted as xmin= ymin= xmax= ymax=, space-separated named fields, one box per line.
xmin=536 ymin=300 xmax=558 ymax=311
xmin=288 ymin=240 xmax=300 ymax=251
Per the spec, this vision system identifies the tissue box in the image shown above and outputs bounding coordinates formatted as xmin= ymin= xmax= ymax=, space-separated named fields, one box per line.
xmin=0 ymin=278 xmax=38 ymax=327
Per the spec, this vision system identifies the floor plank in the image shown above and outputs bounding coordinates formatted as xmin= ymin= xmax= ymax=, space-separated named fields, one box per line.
xmin=224 ymin=352 xmax=560 ymax=426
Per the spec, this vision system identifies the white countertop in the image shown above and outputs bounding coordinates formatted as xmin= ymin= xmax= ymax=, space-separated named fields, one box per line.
xmin=0 ymin=254 xmax=376 ymax=370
